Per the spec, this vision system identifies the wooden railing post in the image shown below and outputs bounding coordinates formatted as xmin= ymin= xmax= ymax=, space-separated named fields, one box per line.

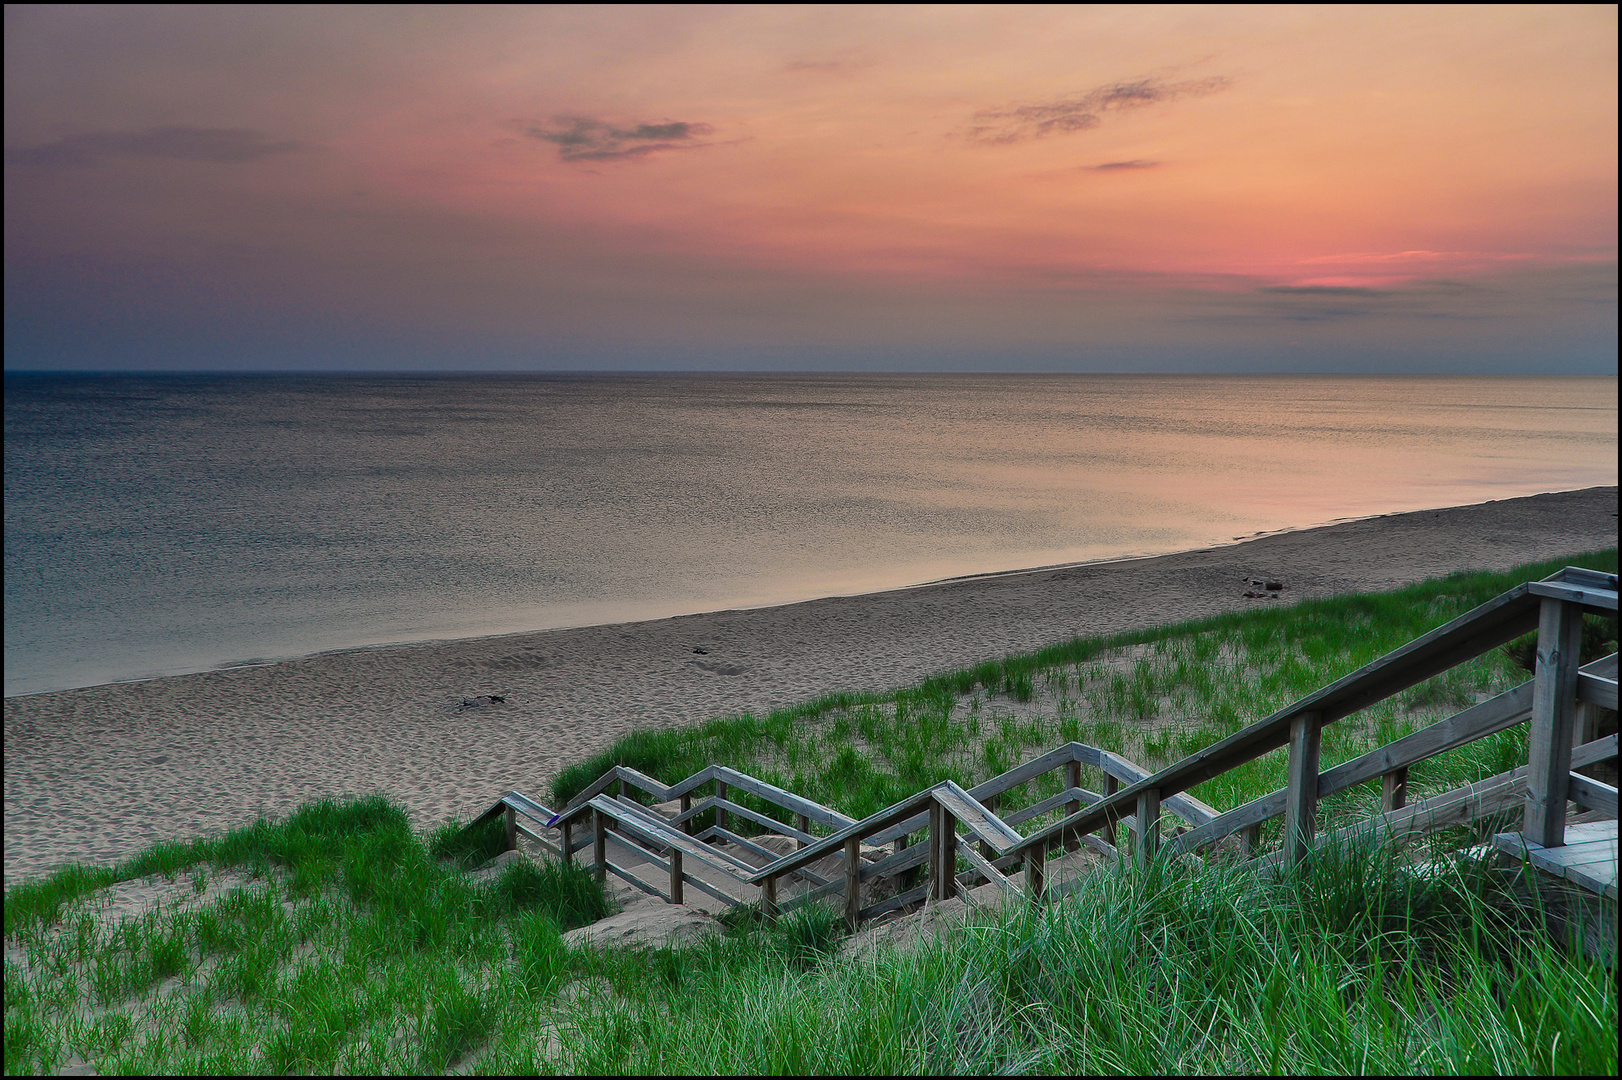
xmin=1381 ymin=767 xmax=1408 ymax=812
xmin=1283 ymin=710 xmax=1324 ymax=867
xmin=1524 ymin=598 xmax=1584 ymax=848
xmin=1239 ymin=824 xmax=1261 ymax=857
xmin=1025 ymin=839 xmax=1047 ymax=905
xmin=1065 ymin=759 xmax=1083 ymax=853
xmin=932 ymin=804 xmax=957 ymax=901
xmin=762 ymin=874 xmax=778 ymax=922
xmin=669 ymin=848 xmax=683 ymax=905
xmin=845 ymin=835 xmax=862 ymax=929
xmin=593 ymin=809 xmax=607 ymax=884
xmin=715 ymin=780 xmax=730 ymax=834
xmin=561 ymin=820 xmax=573 ymax=867
xmin=504 ymin=805 xmax=517 ymax=852
xmin=1101 ymin=774 xmax=1119 ymax=847
xmin=679 ymin=793 xmax=692 ymax=835
xmin=796 ymin=813 xmax=810 ymax=850
xmin=979 ymin=795 xmax=998 ymax=860
xmin=1136 ymin=788 xmax=1161 ymax=868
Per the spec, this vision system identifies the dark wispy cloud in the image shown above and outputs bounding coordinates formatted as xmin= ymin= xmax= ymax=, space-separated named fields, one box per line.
xmin=1086 ymin=159 xmax=1160 ymax=172
xmin=525 ymin=116 xmax=716 ymax=162
xmin=970 ymin=76 xmax=1228 ymax=145
xmin=6 ymin=126 xmax=300 ymax=167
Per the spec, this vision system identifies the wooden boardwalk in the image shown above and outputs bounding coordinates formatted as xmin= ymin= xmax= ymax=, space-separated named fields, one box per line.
xmin=1495 ymin=819 xmax=1619 ymax=901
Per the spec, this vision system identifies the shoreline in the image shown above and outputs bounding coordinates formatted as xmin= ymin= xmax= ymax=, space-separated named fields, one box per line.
xmin=4 ymin=485 xmax=1616 ymax=883
xmin=0 ymin=491 xmax=1586 ymax=701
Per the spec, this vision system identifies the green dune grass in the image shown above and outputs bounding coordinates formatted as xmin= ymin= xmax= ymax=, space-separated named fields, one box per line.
xmin=4 ymin=550 xmax=1615 ymax=1074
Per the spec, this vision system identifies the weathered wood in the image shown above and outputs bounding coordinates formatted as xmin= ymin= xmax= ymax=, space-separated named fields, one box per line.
xmin=860 ymin=838 xmax=930 ymax=883
xmin=504 ymin=805 xmax=518 ymax=852
xmin=1528 ymin=577 xmax=1619 ymax=611
xmin=796 ymin=813 xmax=811 ymax=850
xmin=844 ymin=836 xmax=862 ymax=928
xmin=1495 ymin=819 xmax=1618 ymax=901
xmin=859 ymin=882 xmax=932 ymax=923
xmin=1136 ymin=789 xmax=1161 ymax=866
xmin=762 ymin=874 xmax=778 ymax=921
xmin=1240 ymin=824 xmax=1261 ymax=858
xmin=1271 ymin=730 xmax=1622 ymax=866
xmin=713 ymin=766 xmax=854 ymax=829
xmin=714 ymin=780 xmax=730 ymax=833
xmin=1103 ymin=774 xmax=1119 ymax=846
xmin=679 ymin=793 xmax=692 ymax=835
xmin=677 ymin=797 xmax=815 ymax=844
xmin=1065 ymin=760 xmax=1083 ymax=852
xmin=1578 ymin=671 xmax=1618 ymax=711
xmin=935 ymin=781 xmax=1022 ymax=852
xmin=979 ymin=794 xmax=998 ymax=860
xmin=669 ymin=849 xmax=684 ymax=904
xmin=1025 ymin=840 xmax=1047 ymax=903
xmin=967 ymin=743 xmax=1088 ymax=803
xmin=561 ymin=820 xmax=573 ymax=866
xmin=1166 ymin=678 xmax=1541 ymax=858
xmin=936 ymin=806 xmax=958 ymax=901
xmin=1100 ymin=750 xmax=1220 ymax=826
xmin=1003 ymin=786 xmax=1100 ymax=828
xmin=1568 ymin=772 xmax=1618 ymax=817
xmin=1283 ymin=711 xmax=1323 ymax=866
xmin=956 ymin=836 xmax=1021 ymax=898
xmin=1382 ymin=767 xmax=1409 ymax=812
xmin=1524 ymin=598 xmax=1584 ymax=847
xmin=593 ymin=809 xmax=607 ymax=883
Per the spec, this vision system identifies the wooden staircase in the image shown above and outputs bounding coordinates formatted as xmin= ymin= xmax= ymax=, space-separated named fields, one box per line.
xmin=465 ymin=567 xmax=1618 ymax=926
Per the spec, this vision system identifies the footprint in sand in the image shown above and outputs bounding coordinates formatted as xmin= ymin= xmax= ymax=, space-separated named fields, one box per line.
xmin=689 ymin=659 xmax=748 ymax=677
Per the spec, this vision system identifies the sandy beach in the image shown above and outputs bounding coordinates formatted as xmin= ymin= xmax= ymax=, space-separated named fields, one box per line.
xmin=4 ymin=486 xmax=1616 ymax=884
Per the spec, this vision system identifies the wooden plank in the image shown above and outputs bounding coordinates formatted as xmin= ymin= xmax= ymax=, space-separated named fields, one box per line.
xmin=1315 ymin=731 xmax=1616 ymax=861
xmin=1282 ymin=712 xmax=1322 ymax=867
xmin=1381 ymin=768 xmax=1408 ymax=812
xmin=859 ymin=882 xmax=932 ymax=922
xmin=1100 ymin=750 xmax=1220 ymax=826
xmin=1577 ymin=671 xmax=1618 ymax=711
xmin=682 ymin=798 xmax=815 ymax=845
xmin=714 ymin=780 xmax=729 ymax=833
xmin=1025 ymin=841 xmax=1047 ymax=902
xmin=1003 ymin=787 xmax=1100 ymax=828
xmin=1065 ymin=760 xmax=1083 ymax=853
xmin=967 ymin=744 xmax=1084 ymax=802
xmin=865 ymin=811 xmax=932 ymax=849
xmin=1524 ymin=598 xmax=1584 ymax=847
xmin=1166 ymin=679 xmax=1539 ymax=858
xmin=713 ymin=766 xmax=855 ymax=829
xmin=762 ymin=875 xmax=778 ymax=920
xmin=859 ymin=838 xmax=929 ymax=883
xmin=662 ymin=764 xmax=720 ymax=802
xmin=1164 ymin=791 xmax=1286 ymax=859
xmin=1528 ymin=579 xmax=1619 ymax=611
xmin=743 ymin=785 xmax=945 ymax=883
xmin=706 ymin=825 xmax=826 ymax=881
xmin=956 ymin=836 xmax=1021 ymax=898
xmin=1551 ymin=567 xmax=1619 ymax=593
xmin=845 ymin=836 xmax=862 ymax=928
xmin=593 ymin=810 xmax=607 ymax=884
xmin=936 ymin=781 xmax=1023 ymax=851
xmin=1567 ymin=773 xmax=1618 ymax=817
xmin=589 ymin=797 xmax=756 ymax=880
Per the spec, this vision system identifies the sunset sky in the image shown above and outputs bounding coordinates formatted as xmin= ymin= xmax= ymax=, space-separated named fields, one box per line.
xmin=4 ymin=5 xmax=1616 ymax=372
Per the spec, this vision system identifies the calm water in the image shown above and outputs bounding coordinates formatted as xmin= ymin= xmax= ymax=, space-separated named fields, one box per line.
xmin=4 ymin=373 xmax=1616 ymax=696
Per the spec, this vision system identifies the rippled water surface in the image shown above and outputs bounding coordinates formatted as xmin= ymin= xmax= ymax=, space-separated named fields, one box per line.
xmin=4 ymin=373 xmax=1616 ymax=695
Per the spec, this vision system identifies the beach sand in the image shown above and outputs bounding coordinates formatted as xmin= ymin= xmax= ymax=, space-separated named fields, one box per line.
xmin=4 ymin=486 xmax=1616 ymax=884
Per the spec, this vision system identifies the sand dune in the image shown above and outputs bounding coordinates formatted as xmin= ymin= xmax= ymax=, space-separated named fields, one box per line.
xmin=4 ymin=486 xmax=1616 ymax=884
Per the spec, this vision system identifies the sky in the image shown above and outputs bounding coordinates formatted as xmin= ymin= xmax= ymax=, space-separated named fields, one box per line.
xmin=3 ymin=5 xmax=1617 ymax=373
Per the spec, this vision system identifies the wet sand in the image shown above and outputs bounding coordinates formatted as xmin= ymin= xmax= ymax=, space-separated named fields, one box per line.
xmin=4 ymin=486 xmax=1616 ymax=883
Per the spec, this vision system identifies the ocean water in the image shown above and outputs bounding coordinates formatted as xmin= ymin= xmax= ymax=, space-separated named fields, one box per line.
xmin=4 ymin=373 xmax=1616 ymax=696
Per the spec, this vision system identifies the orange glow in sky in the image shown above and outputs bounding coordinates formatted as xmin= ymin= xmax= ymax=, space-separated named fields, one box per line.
xmin=4 ymin=5 xmax=1616 ymax=371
